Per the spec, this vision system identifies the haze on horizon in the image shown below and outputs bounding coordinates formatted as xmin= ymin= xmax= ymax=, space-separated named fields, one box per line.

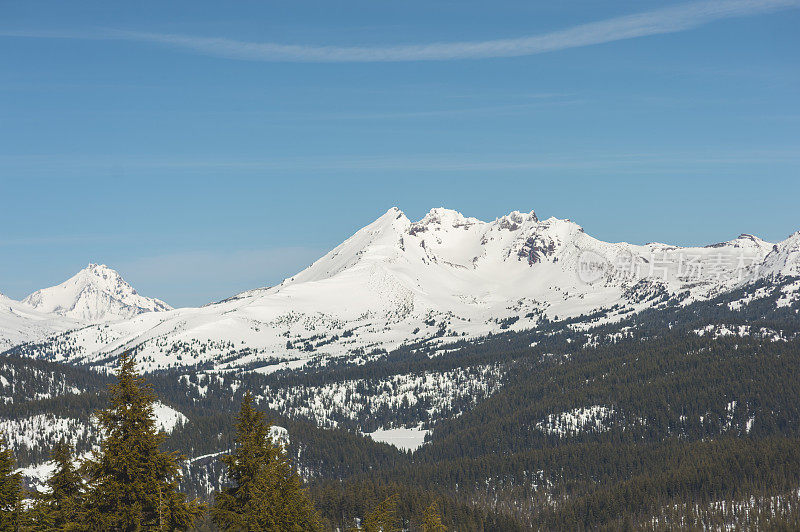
xmin=1 ymin=0 xmax=798 ymax=307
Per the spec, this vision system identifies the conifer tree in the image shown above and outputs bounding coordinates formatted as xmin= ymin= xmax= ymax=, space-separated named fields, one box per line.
xmin=362 ymin=494 xmax=399 ymax=532
xmin=82 ymin=352 xmax=203 ymax=531
xmin=211 ymin=392 xmax=321 ymax=531
xmin=0 ymin=437 xmax=22 ymax=531
xmin=33 ymin=440 xmax=83 ymax=531
xmin=421 ymin=502 xmax=446 ymax=532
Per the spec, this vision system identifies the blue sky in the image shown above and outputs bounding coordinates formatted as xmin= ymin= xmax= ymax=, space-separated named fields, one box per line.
xmin=1 ymin=0 xmax=798 ymax=307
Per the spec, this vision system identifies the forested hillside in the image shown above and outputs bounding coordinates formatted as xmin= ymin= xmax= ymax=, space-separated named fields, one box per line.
xmin=1 ymin=279 xmax=799 ymax=529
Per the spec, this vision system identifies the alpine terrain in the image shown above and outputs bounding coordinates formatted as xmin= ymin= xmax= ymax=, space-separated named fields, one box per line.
xmin=2 ymin=207 xmax=800 ymax=529
xmin=22 ymin=263 xmax=172 ymax=322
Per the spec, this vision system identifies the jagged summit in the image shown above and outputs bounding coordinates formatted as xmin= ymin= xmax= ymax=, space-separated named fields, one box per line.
xmin=244 ymin=207 xmax=783 ymax=299
xmin=414 ymin=207 xmax=480 ymax=227
xmin=3 ymin=207 xmax=798 ymax=372
xmin=22 ymin=263 xmax=172 ymax=322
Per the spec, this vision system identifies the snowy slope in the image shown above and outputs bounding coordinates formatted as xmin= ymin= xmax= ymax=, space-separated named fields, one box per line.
xmin=760 ymin=231 xmax=800 ymax=277
xmin=152 ymin=401 xmax=188 ymax=432
xmin=0 ymin=292 xmax=78 ymax=351
xmin=22 ymin=263 xmax=171 ymax=322
xmin=6 ymin=402 xmax=188 ymax=491
xmin=9 ymin=208 xmax=800 ymax=372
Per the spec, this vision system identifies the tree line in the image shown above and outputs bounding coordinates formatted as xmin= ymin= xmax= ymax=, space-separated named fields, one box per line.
xmin=0 ymin=353 xmax=447 ymax=531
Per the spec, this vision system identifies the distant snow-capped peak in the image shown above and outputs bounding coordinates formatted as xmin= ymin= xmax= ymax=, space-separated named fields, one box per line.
xmin=271 ymin=206 xmax=796 ymax=305
xmin=22 ymin=263 xmax=171 ymax=322
xmin=5 ymin=208 xmax=799 ymax=373
xmin=277 ymin=207 xmax=581 ymax=286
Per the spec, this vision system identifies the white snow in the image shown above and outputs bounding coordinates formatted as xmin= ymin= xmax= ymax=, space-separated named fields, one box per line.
xmin=151 ymin=402 xmax=188 ymax=433
xmin=22 ymin=263 xmax=171 ymax=322
xmin=759 ymin=231 xmax=800 ymax=278
xmin=0 ymin=403 xmax=186 ymax=463
xmin=0 ymin=362 xmax=83 ymax=402
xmin=777 ymin=279 xmax=800 ymax=308
xmin=694 ymin=324 xmax=789 ymax=342
xmin=17 ymin=461 xmax=57 ymax=492
xmin=4 ymin=208 xmax=799 ymax=371
xmin=365 ymin=427 xmax=430 ymax=452
xmin=16 ymin=451 xmax=93 ymax=493
xmin=253 ymin=366 xmax=504 ymax=429
xmin=535 ymin=405 xmax=615 ymax=437
xmin=0 ymin=292 xmax=79 ymax=351
xmin=0 ymin=414 xmax=94 ymax=452
xmin=269 ymin=425 xmax=290 ymax=448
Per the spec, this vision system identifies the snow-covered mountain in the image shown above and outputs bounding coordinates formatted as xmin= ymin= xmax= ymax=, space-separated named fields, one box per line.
xmin=760 ymin=231 xmax=800 ymax=277
xmin=0 ymin=291 xmax=79 ymax=352
xmin=9 ymin=207 xmax=798 ymax=372
xmin=22 ymin=263 xmax=171 ymax=322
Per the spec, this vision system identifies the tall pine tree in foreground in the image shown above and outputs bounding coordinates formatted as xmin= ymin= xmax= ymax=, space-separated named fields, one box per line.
xmin=211 ymin=392 xmax=321 ymax=531
xmin=0 ymin=437 xmax=21 ymax=531
xmin=82 ymin=352 xmax=203 ymax=531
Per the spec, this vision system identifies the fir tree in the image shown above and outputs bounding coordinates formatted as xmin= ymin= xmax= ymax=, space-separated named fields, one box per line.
xmin=211 ymin=392 xmax=321 ymax=531
xmin=33 ymin=440 xmax=83 ymax=531
xmin=0 ymin=437 xmax=22 ymax=531
xmin=421 ymin=502 xmax=446 ymax=532
xmin=82 ymin=352 xmax=203 ymax=531
xmin=362 ymin=494 xmax=399 ymax=532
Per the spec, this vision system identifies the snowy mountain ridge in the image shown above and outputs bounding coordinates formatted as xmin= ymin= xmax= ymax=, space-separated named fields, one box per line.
xmin=5 ymin=207 xmax=798 ymax=373
xmin=21 ymin=263 xmax=172 ymax=322
xmin=0 ymin=293 xmax=79 ymax=352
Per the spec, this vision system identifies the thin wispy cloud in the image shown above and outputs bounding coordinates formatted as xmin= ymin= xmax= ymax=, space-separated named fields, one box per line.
xmin=4 ymin=0 xmax=796 ymax=62
xmin=2 ymin=149 xmax=799 ymax=176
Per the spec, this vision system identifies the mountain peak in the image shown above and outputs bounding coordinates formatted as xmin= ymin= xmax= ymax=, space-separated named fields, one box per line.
xmin=412 ymin=208 xmax=479 ymax=229
xmin=8 ymin=206 xmax=800 ymax=372
xmin=79 ymin=262 xmax=128 ymax=284
xmin=424 ymin=207 xmax=465 ymax=219
xmin=504 ymin=209 xmax=538 ymax=222
xmin=706 ymin=233 xmax=772 ymax=251
xmin=382 ymin=206 xmax=405 ymax=218
xmin=22 ymin=264 xmax=171 ymax=322
xmin=494 ymin=210 xmax=538 ymax=229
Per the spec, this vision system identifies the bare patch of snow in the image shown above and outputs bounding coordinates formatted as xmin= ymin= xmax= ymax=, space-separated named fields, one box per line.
xmin=535 ymin=405 xmax=615 ymax=437
xmin=151 ymin=402 xmax=187 ymax=433
xmin=365 ymin=426 xmax=429 ymax=452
